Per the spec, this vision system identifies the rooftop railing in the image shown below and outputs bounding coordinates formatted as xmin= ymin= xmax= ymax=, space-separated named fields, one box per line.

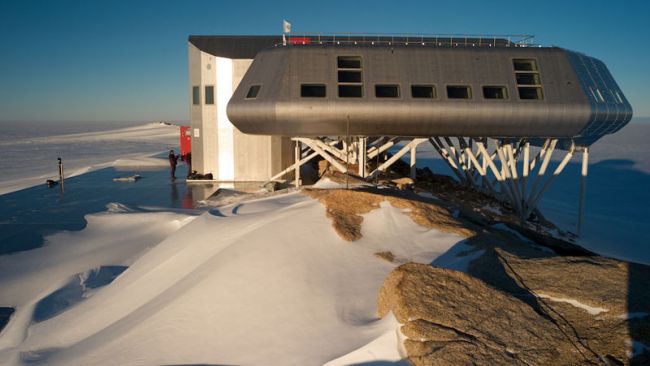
xmin=277 ymin=32 xmax=539 ymax=48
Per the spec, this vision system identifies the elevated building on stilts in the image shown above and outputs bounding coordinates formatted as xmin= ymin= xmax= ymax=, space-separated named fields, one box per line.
xmin=188 ymin=33 xmax=633 ymax=231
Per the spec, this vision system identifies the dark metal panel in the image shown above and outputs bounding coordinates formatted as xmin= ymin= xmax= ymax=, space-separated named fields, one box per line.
xmin=188 ymin=35 xmax=281 ymax=59
xmin=564 ymin=50 xmax=633 ymax=146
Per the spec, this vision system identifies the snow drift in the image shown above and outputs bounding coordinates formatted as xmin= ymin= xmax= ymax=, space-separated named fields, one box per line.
xmin=0 ymin=191 xmax=467 ymax=365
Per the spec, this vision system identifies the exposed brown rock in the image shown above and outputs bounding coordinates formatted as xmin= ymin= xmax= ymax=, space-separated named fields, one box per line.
xmin=379 ymin=245 xmax=650 ymax=366
xmin=303 ymin=188 xmax=475 ymax=241
xmin=391 ymin=177 xmax=415 ymax=190
xmin=492 ymin=249 xmax=650 ymax=364
xmin=378 ymin=263 xmax=585 ymax=365
xmin=374 ymin=251 xmax=397 ymax=263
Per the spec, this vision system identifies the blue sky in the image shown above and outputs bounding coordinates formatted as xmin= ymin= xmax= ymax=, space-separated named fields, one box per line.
xmin=0 ymin=0 xmax=648 ymax=122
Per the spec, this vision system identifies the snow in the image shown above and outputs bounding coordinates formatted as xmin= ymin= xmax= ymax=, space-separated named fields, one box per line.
xmin=533 ymin=293 xmax=609 ymax=315
xmin=627 ymin=339 xmax=650 ymax=358
xmin=0 ymin=122 xmax=178 ymax=195
xmin=0 ymin=190 xmax=467 ymax=365
xmin=2 ymin=120 xmax=647 ymax=363
xmin=312 ymin=177 xmax=372 ymax=189
xmin=618 ymin=312 xmax=650 ymax=320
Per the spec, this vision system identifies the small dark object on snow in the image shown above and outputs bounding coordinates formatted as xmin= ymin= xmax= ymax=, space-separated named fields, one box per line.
xmin=46 ymin=179 xmax=58 ymax=188
xmin=187 ymin=171 xmax=214 ymax=180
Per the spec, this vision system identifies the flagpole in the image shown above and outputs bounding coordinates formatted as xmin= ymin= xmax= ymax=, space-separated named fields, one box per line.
xmin=282 ymin=19 xmax=291 ymax=46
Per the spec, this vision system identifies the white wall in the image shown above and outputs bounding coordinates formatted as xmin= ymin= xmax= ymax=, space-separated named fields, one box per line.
xmin=189 ymin=44 xmax=293 ymax=181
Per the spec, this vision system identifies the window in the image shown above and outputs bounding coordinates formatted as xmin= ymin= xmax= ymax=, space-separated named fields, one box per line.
xmin=411 ymin=85 xmax=436 ymax=99
xmin=612 ymin=90 xmax=624 ymax=104
xmin=205 ymin=86 xmax=214 ymax=105
xmin=482 ymin=86 xmax=508 ymax=99
xmin=588 ymin=87 xmax=605 ymax=103
xmin=337 ymin=56 xmax=362 ymax=69
xmin=192 ymin=86 xmax=200 ymax=105
xmin=513 ymin=59 xmax=538 ymax=71
xmin=338 ymin=71 xmax=362 ymax=83
xmin=375 ymin=85 xmax=400 ymax=98
xmin=518 ymin=87 xmax=544 ymax=100
xmin=513 ymin=59 xmax=543 ymax=100
xmin=338 ymin=85 xmax=363 ymax=98
xmin=301 ymin=84 xmax=326 ymax=97
xmin=337 ymin=56 xmax=363 ymax=98
xmin=447 ymin=85 xmax=472 ymax=99
xmin=515 ymin=73 xmax=541 ymax=85
xmin=246 ymin=85 xmax=260 ymax=99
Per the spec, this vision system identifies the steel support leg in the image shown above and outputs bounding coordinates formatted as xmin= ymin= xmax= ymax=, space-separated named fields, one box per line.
xmin=577 ymin=147 xmax=589 ymax=236
xmin=294 ymin=140 xmax=301 ymax=187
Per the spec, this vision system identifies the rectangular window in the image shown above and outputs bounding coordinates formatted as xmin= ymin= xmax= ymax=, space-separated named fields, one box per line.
xmin=411 ymin=85 xmax=436 ymax=99
xmin=192 ymin=86 xmax=200 ymax=105
xmin=375 ymin=84 xmax=400 ymax=98
xmin=612 ymin=90 xmax=624 ymax=104
xmin=301 ymin=84 xmax=326 ymax=97
xmin=515 ymin=73 xmax=541 ymax=85
xmin=513 ymin=59 xmax=543 ymax=100
xmin=513 ymin=59 xmax=538 ymax=71
xmin=338 ymin=85 xmax=363 ymax=98
xmin=447 ymin=85 xmax=472 ymax=99
xmin=338 ymin=71 xmax=362 ymax=83
xmin=337 ymin=56 xmax=363 ymax=98
xmin=482 ymin=86 xmax=508 ymax=99
xmin=337 ymin=56 xmax=362 ymax=69
xmin=246 ymin=85 xmax=260 ymax=99
xmin=204 ymin=86 xmax=214 ymax=105
xmin=518 ymin=87 xmax=544 ymax=100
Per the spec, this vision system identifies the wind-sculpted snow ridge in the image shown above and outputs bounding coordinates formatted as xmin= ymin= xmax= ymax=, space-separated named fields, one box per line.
xmin=0 ymin=122 xmax=179 ymax=195
xmin=0 ymin=191 xmax=468 ymax=365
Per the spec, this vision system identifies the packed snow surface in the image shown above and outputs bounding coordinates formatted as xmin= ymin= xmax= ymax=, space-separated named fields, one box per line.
xmin=0 ymin=122 xmax=178 ymax=195
xmin=0 ymin=192 xmax=466 ymax=365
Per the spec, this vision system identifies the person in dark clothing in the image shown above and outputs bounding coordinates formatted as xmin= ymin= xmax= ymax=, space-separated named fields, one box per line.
xmin=168 ymin=149 xmax=179 ymax=179
xmin=185 ymin=152 xmax=192 ymax=179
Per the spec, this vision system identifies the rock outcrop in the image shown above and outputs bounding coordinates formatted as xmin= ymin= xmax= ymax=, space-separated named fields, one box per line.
xmin=378 ymin=263 xmax=583 ymax=365
xmin=379 ymin=253 xmax=650 ymax=365
xmin=304 ymin=188 xmax=475 ymax=241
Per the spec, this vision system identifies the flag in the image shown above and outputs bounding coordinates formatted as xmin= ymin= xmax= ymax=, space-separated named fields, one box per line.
xmin=283 ymin=20 xmax=291 ymax=34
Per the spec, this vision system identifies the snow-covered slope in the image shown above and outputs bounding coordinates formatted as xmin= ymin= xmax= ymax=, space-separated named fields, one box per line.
xmin=0 ymin=122 xmax=179 ymax=195
xmin=0 ymin=192 xmax=466 ymax=365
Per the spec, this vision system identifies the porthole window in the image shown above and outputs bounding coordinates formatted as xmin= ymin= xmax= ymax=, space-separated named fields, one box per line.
xmin=447 ymin=85 xmax=472 ymax=99
xmin=301 ymin=84 xmax=326 ymax=97
xmin=246 ymin=85 xmax=261 ymax=99
xmin=411 ymin=85 xmax=436 ymax=99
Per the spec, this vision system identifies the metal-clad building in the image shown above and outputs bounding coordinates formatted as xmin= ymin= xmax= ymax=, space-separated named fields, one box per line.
xmin=188 ymin=35 xmax=294 ymax=180
xmin=227 ymin=39 xmax=631 ymax=147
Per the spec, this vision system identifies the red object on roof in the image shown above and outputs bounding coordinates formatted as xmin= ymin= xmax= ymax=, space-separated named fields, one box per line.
xmin=289 ymin=37 xmax=311 ymax=45
xmin=180 ymin=126 xmax=191 ymax=159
